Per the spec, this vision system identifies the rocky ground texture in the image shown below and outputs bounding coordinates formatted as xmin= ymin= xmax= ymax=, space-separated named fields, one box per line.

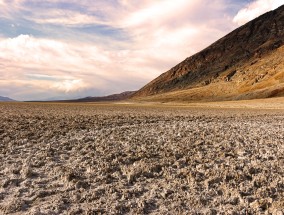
xmin=0 ymin=102 xmax=283 ymax=214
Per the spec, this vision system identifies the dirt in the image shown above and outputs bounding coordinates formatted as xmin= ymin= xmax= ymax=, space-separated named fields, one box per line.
xmin=0 ymin=102 xmax=283 ymax=214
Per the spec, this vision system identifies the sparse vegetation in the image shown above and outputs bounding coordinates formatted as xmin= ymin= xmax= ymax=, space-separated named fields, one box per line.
xmin=0 ymin=102 xmax=283 ymax=214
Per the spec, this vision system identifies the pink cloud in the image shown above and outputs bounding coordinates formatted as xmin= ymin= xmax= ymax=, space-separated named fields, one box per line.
xmin=233 ymin=0 xmax=283 ymax=25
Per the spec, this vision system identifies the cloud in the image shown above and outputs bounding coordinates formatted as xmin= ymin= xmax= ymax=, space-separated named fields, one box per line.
xmin=0 ymin=34 xmax=154 ymax=100
xmin=108 ymin=0 xmax=238 ymax=76
xmin=52 ymin=79 xmax=84 ymax=92
xmin=233 ymin=0 xmax=284 ymax=25
xmin=0 ymin=35 xmax=106 ymax=96
xmin=29 ymin=10 xmax=103 ymax=26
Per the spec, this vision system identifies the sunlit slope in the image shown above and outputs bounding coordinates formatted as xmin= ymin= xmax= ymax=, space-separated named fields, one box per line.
xmin=133 ymin=46 xmax=284 ymax=102
xmin=132 ymin=5 xmax=284 ymax=102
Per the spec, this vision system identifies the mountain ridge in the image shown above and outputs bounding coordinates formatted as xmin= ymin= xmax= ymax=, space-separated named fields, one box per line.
xmin=132 ymin=5 xmax=284 ymax=102
xmin=58 ymin=91 xmax=136 ymax=103
xmin=0 ymin=96 xmax=15 ymax=102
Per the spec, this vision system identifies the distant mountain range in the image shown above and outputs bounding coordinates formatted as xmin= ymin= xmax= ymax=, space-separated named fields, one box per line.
xmin=0 ymin=96 xmax=15 ymax=102
xmin=132 ymin=5 xmax=284 ymax=102
xmin=62 ymin=91 xmax=136 ymax=102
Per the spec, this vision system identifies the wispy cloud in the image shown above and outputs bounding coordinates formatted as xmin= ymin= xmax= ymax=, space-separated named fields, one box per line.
xmin=233 ymin=0 xmax=284 ymax=25
xmin=0 ymin=34 xmax=152 ymax=100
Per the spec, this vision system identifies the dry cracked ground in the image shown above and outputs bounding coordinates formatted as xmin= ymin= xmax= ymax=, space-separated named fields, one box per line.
xmin=0 ymin=102 xmax=283 ymax=214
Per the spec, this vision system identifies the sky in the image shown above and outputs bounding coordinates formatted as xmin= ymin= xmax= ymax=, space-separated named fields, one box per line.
xmin=0 ymin=0 xmax=283 ymax=101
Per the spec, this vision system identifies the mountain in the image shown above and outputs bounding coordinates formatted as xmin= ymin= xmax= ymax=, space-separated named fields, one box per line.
xmin=65 ymin=91 xmax=136 ymax=102
xmin=0 ymin=96 xmax=15 ymax=102
xmin=132 ymin=5 xmax=284 ymax=102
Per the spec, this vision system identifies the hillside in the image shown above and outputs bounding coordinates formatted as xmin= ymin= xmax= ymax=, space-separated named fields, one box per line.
xmin=0 ymin=96 xmax=15 ymax=102
xmin=132 ymin=5 xmax=284 ymax=102
xmin=64 ymin=91 xmax=136 ymax=102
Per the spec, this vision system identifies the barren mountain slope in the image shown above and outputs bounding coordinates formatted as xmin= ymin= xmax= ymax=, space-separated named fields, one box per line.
xmin=132 ymin=5 xmax=284 ymax=102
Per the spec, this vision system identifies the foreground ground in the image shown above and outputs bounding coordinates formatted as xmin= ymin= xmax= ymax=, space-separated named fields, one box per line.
xmin=0 ymin=102 xmax=283 ymax=214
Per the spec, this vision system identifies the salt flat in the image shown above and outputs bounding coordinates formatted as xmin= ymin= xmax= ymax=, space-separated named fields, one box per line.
xmin=0 ymin=102 xmax=283 ymax=214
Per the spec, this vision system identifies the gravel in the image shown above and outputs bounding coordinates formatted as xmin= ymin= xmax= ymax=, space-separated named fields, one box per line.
xmin=0 ymin=102 xmax=283 ymax=214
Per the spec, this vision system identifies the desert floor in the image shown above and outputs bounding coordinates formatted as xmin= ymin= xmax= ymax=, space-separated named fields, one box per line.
xmin=0 ymin=101 xmax=283 ymax=214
